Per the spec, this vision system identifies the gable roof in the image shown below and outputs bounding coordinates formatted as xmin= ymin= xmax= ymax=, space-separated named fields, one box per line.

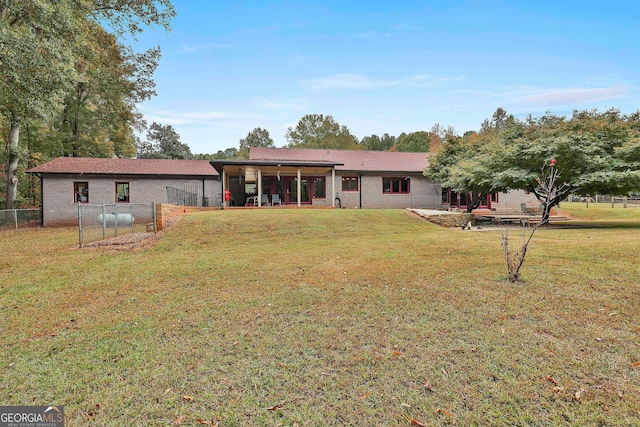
xmin=27 ymin=157 xmax=219 ymax=177
xmin=250 ymin=147 xmax=430 ymax=173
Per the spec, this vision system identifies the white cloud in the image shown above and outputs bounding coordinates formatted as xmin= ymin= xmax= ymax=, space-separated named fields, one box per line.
xmin=139 ymin=106 xmax=259 ymax=126
xmin=300 ymin=73 xmax=464 ymax=91
xmin=510 ymin=86 xmax=628 ymax=107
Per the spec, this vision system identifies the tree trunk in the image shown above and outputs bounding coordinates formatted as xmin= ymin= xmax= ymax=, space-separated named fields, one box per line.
xmin=6 ymin=120 xmax=20 ymax=210
xmin=465 ymin=192 xmax=482 ymax=213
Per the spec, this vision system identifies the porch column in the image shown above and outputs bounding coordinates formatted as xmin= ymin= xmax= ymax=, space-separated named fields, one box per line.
xmin=257 ymin=168 xmax=262 ymax=207
xmin=297 ymin=168 xmax=301 ymax=207
xmin=221 ymin=169 xmax=226 ymax=208
xmin=331 ymin=169 xmax=335 ymax=207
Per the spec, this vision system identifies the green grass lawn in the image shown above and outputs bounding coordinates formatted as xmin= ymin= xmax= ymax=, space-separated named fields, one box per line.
xmin=1 ymin=209 xmax=639 ymax=426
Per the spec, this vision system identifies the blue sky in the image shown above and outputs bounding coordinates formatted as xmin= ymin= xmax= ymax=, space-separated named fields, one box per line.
xmin=132 ymin=1 xmax=640 ymax=154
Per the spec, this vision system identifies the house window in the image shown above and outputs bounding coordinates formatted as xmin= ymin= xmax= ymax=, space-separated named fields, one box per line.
xmin=116 ymin=182 xmax=130 ymax=203
xmin=383 ymin=177 xmax=410 ymax=194
xmin=491 ymin=193 xmax=499 ymax=203
xmin=342 ymin=176 xmax=358 ymax=191
xmin=74 ymin=182 xmax=89 ymax=203
xmin=313 ymin=177 xmax=326 ymax=198
xmin=442 ymin=189 xmax=450 ymax=203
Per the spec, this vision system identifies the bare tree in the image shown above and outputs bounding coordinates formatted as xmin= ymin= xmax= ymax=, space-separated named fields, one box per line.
xmin=502 ymin=160 xmax=564 ymax=282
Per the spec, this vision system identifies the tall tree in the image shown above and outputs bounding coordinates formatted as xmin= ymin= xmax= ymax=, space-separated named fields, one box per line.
xmin=0 ymin=1 xmax=81 ymax=209
xmin=285 ymin=114 xmax=359 ymax=150
xmin=53 ymin=23 xmax=160 ymax=158
xmin=396 ymin=131 xmax=432 ymax=152
xmin=238 ymin=127 xmax=274 ymax=159
xmin=0 ymin=0 xmax=175 ymax=209
xmin=137 ymin=122 xmax=192 ymax=159
xmin=360 ymin=133 xmax=396 ymax=151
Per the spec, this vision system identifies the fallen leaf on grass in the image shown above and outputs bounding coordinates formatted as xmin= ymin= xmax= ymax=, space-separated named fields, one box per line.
xmin=163 ymin=388 xmax=174 ymax=395
xmin=424 ymin=380 xmax=433 ymax=392
xmin=631 ymin=361 xmax=640 ymax=367
xmin=182 ymin=395 xmax=194 ymax=402
xmin=400 ymin=403 xmax=411 ymax=408
xmin=359 ymin=393 xmax=370 ymax=400
xmin=435 ymin=408 xmax=457 ymax=425
xmin=403 ymin=415 xmax=426 ymax=426
xmin=175 ymin=415 xmax=185 ymax=425
xmin=196 ymin=419 xmax=217 ymax=426
xmin=552 ymin=386 xmax=564 ymax=393
xmin=546 ymin=376 xmax=558 ymax=385
xmin=441 ymin=368 xmax=448 ymax=377
xmin=267 ymin=401 xmax=286 ymax=411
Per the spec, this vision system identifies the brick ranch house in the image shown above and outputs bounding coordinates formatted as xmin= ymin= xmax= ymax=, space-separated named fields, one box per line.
xmin=28 ymin=157 xmax=221 ymax=227
xmin=28 ymin=148 xmax=538 ymax=226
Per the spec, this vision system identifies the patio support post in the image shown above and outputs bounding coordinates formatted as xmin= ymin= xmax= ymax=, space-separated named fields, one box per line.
xmin=257 ymin=169 xmax=262 ymax=207
xmin=331 ymin=169 xmax=335 ymax=207
xmin=221 ymin=169 xmax=226 ymax=208
xmin=297 ymin=168 xmax=301 ymax=207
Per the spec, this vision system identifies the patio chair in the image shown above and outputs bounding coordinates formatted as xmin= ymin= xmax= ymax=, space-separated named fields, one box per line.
xmin=261 ymin=194 xmax=269 ymax=206
xmin=271 ymin=194 xmax=282 ymax=206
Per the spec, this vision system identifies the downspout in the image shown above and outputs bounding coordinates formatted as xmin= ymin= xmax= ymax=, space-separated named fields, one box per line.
xmin=202 ymin=178 xmax=206 ymax=207
xmin=38 ymin=173 xmax=43 ymax=227
xmin=359 ymin=174 xmax=363 ymax=209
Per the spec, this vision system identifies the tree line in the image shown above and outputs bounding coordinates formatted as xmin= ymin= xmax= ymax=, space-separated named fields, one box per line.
xmin=192 ymin=113 xmax=456 ymax=161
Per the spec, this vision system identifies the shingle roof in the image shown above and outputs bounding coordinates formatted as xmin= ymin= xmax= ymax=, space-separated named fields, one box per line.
xmin=250 ymin=147 xmax=430 ymax=172
xmin=27 ymin=157 xmax=219 ymax=176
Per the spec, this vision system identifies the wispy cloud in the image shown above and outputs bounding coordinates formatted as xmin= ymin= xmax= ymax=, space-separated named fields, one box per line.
xmin=510 ymin=86 xmax=628 ymax=107
xmin=301 ymin=73 xmax=464 ymax=91
xmin=177 ymin=43 xmax=232 ymax=54
xmin=139 ymin=106 xmax=259 ymax=126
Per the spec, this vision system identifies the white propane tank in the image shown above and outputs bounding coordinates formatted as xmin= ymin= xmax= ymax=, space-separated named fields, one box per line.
xmin=98 ymin=213 xmax=134 ymax=227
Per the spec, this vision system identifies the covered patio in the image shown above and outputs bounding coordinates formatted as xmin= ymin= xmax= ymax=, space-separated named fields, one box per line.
xmin=209 ymin=159 xmax=343 ymax=208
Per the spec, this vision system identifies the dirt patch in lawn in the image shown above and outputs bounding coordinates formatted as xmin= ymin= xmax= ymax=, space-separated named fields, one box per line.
xmin=80 ymin=216 xmax=181 ymax=251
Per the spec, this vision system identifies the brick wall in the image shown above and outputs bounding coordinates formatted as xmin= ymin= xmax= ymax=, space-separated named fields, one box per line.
xmin=155 ymin=204 xmax=221 ymax=231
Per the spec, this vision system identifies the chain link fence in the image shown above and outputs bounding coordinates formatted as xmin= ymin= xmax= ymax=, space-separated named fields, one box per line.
xmin=77 ymin=203 xmax=156 ymax=247
xmin=0 ymin=209 xmax=42 ymax=231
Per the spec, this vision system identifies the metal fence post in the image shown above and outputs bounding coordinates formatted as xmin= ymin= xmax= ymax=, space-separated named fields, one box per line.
xmin=102 ymin=205 xmax=106 ymax=238
xmin=114 ymin=209 xmax=119 ymax=236
xmin=13 ymin=209 xmax=17 ymax=230
xmin=130 ymin=204 xmax=135 ymax=233
xmin=78 ymin=203 xmax=83 ymax=248
xmin=152 ymin=202 xmax=157 ymax=233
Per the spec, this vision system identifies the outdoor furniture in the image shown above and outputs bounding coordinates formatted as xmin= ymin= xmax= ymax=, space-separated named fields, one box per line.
xmin=521 ymin=203 xmax=542 ymax=216
xmin=272 ymin=194 xmax=282 ymax=206
xmin=261 ymin=194 xmax=269 ymax=206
